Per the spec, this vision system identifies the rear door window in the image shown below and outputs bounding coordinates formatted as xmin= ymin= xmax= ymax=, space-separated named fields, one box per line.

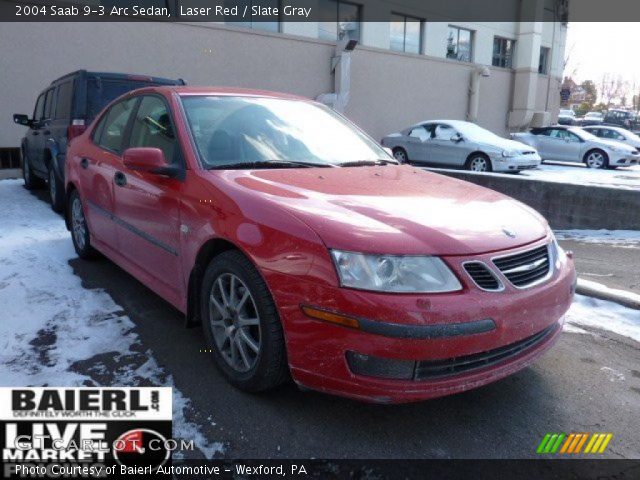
xmin=55 ymin=81 xmax=73 ymax=120
xmin=96 ymin=97 xmax=138 ymax=154
xmin=87 ymin=78 xmax=156 ymax=121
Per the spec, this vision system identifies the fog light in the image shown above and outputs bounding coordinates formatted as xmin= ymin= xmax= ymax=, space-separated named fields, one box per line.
xmin=346 ymin=351 xmax=415 ymax=380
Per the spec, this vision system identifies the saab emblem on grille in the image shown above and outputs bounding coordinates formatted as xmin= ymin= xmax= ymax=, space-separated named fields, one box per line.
xmin=502 ymin=228 xmax=516 ymax=238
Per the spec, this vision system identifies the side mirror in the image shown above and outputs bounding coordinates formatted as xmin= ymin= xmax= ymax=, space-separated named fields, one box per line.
xmin=450 ymin=133 xmax=463 ymax=143
xmin=123 ymin=147 xmax=181 ymax=178
xmin=13 ymin=114 xmax=32 ymax=127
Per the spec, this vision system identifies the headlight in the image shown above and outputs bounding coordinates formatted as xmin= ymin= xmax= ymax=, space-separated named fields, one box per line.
xmin=549 ymin=233 xmax=567 ymax=269
xmin=330 ymin=250 xmax=462 ymax=293
xmin=502 ymin=150 xmax=518 ymax=158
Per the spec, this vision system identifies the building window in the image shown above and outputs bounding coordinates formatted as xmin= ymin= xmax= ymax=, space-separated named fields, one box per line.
xmin=492 ymin=37 xmax=515 ymax=68
xmin=390 ymin=14 xmax=423 ymax=54
xmin=225 ymin=0 xmax=280 ymax=33
xmin=319 ymin=0 xmax=361 ymax=42
xmin=446 ymin=26 xmax=473 ymax=62
xmin=539 ymin=47 xmax=550 ymax=74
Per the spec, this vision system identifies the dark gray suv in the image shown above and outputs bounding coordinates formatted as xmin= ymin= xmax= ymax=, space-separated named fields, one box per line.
xmin=13 ymin=70 xmax=184 ymax=211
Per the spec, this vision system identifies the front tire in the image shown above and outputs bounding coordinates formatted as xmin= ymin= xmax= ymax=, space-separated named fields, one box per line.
xmin=23 ymin=153 xmax=44 ymax=190
xmin=584 ymin=149 xmax=608 ymax=169
xmin=48 ymin=166 xmax=65 ymax=213
xmin=69 ymin=190 xmax=97 ymax=259
xmin=466 ymin=153 xmax=492 ymax=172
xmin=392 ymin=147 xmax=408 ymax=164
xmin=201 ymin=250 xmax=288 ymax=392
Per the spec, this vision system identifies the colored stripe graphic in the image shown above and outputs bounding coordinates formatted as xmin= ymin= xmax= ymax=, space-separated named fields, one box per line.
xmin=539 ymin=433 xmax=612 ymax=454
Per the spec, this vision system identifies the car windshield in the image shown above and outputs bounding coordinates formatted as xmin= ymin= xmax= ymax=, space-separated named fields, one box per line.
xmin=180 ymin=95 xmax=390 ymax=168
xmin=560 ymin=110 xmax=575 ymax=116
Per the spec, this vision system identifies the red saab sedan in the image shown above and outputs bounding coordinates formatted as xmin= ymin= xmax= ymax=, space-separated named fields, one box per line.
xmin=64 ymin=86 xmax=576 ymax=403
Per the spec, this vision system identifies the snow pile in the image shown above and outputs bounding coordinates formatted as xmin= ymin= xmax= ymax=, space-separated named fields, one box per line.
xmin=0 ymin=179 xmax=222 ymax=458
xmin=555 ymin=229 xmax=640 ymax=247
xmin=564 ymin=294 xmax=640 ymax=343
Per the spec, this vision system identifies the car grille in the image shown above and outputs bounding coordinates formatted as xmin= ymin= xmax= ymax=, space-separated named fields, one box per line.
xmin=463 ymin=262 xmax=502 ymax=291
xmin=414 ymin=323 xmax=558 ymax=379
xmin=493 ymin=245 xmax=550 ymax=288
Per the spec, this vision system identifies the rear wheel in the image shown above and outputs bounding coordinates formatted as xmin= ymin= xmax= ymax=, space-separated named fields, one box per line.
xmin=466 ymin=153 xmax=492 ymax=172
xmin=584 ymin=149 xmax=608 ymax=169
xmin=69 ymin=190 xmax=97 ymax=259
xmin=48 ymin=166 xmax=65 ymax=213
xmin=201 ymin=250 xmax=288 ymax=392
xmin=392 ymin=148 xmax=408 ymax=163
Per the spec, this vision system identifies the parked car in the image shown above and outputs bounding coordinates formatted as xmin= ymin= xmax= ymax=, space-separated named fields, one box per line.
xmin=13 ymin=70 xmax=185 ymax=212
xmin=603 ymin=109 xmax=639 ymax=131
xmin=557 ymin=109 xmax=576 ymax=125
xmin=579 ymin=111 xmax=604 ymax=126
xmin=65 ymin=86 xmax=575 ymax=403
xmin=512 ymin=126 xmax=639 ymax=169
xmin=581 ymin=125 xmax=640 ymax=151
xmin=381 ymin=120 xmax=541 ymax=173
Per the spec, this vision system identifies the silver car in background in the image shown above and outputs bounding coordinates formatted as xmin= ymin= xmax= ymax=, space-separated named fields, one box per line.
xmin=381 ymin=120 xmax=541 ymax=172
xmin=512 ymin=126 xmax=639 ymax=169
xmin=581 ymin=125 xmax=640 ymax=151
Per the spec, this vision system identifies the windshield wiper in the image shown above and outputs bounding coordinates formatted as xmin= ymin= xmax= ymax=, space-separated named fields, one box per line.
xmin=339 ymin=159 xmax=399 ymax=167
xmin=208 ymin=160 xmax=337 ymax=170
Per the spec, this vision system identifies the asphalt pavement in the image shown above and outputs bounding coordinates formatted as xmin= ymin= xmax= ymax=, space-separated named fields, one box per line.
xmin=558 ymin=239 xmax=640 ymax=295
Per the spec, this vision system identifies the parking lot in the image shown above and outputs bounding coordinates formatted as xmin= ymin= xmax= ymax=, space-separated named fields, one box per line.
xmin=1 ymin=179 xmax=638 ymax=460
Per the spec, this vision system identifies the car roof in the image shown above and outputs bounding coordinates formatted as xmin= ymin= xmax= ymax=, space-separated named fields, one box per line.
xmin=48 ymin=70 xmax=183 ymax=86
xmin=138 ymin=86 xmax=309 ymax=101
xmin=411 ymin=119 xmax=469 ymax=128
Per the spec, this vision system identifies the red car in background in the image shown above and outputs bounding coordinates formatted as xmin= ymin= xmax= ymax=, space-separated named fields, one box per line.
xmin=64 ymin=86 xmax=576 ymax=403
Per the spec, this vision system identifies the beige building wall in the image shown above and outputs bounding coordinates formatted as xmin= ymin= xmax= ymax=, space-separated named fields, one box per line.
xmin=0 ymin=21 xmax=562 ymax=148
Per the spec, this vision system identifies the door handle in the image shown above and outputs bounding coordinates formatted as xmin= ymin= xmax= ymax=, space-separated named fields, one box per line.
xmin=80 ymin=158 xmax=89 ymax=169
xmin=114 ymin=171 xmax=127 ymax=187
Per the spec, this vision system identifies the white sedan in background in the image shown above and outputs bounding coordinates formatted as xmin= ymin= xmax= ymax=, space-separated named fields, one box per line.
xmin=381 ymin=120 xmax=541 ymax=173
xmin=581 ymin=125 xmax=640 ymax=151
xmin=512 ymin=126 xmax=639 ymax=169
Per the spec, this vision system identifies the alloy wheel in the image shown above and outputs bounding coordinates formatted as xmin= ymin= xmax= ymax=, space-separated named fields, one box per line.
xmin=469 ymin=157 xmax=488 ymax=171
xmin=393 ymin=150 xmax=407 ymax=162
xmin=586 ymin=152 xmax=604 ymax=168
xmin=71 ymin=197 xmax=87 ymax=251
xmin=209 ymin=273 xmax=261 ymax=373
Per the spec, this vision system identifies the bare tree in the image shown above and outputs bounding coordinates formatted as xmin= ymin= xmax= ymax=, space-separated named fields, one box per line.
xmin=599 ymin=74 xmax=627 ymax=107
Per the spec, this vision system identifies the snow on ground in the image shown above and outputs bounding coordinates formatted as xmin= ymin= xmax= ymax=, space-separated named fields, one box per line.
xmin=554 ymin=229 xmax=640 ymax=247
xmin=520 ymin=162 xmax=640 ymax=190
xmin=427 ymin=163 xmax=640 ymax=190
xmin=564 ymin=294 xmax=640 ymax=343
xmin=0 ymin=179 xmax=222 ymax=458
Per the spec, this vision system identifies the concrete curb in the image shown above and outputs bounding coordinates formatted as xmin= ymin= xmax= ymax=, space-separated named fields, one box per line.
xmin=576 ymin=278 xmax=640 ymax=310
xmin=0 ymin=169 xmax=21 ymax=180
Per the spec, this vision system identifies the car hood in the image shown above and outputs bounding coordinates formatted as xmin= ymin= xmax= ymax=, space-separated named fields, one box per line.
xmin=475 ymin=136 xmax=537 ymax=153
xmin=217 ymin=166 xmax=548 ymax=256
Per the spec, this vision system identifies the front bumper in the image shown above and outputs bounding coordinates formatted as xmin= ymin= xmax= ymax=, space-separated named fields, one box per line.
xmin=491 ymin=154 xmax=541 ymax=172
xmin=613 ymin=154 xmax=639 ymax=166
xmin=264 ymin=239 xmax=576 ymax=403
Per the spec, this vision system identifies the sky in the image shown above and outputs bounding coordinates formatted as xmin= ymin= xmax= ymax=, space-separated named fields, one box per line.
xmin=565 ymin=23 xmax=640 ymax=93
